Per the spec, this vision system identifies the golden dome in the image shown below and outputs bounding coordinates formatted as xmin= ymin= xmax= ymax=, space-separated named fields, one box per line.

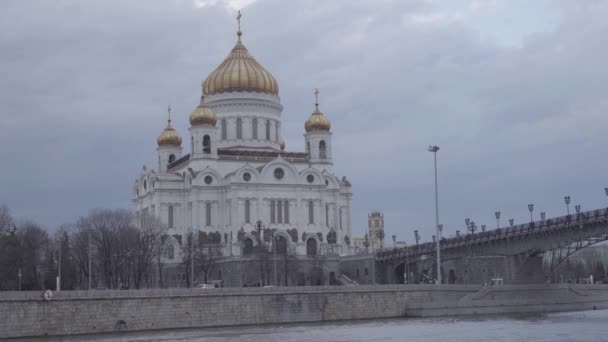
xmin=189 ymin=96 xmax=217 ymax=126
xmin=157 ymin=125 xmax=182 ymax=147
xmin=305 ymin=105 xmax=331 ymax=132
xmin=203 ymin=34 xmax=279 ymax=96
xmin=279 ymin=138 xmax=286 ymax=151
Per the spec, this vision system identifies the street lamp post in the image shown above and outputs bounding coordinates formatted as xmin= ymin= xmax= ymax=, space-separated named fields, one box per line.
xmin=190 ymin=228 xmax=194 ymax=288
xmin=509 ymin=219 xmax=514 ymax=227
xmin=273 ymin=233 xmax=277 ymax=286
xmin=414 ymin=230 xmax=420 ymax=245
xmin=575 ymin=205 xmax=581 ymax=214
xmin=564 ymin=196 xmax=571 ymax=215
xmin=392 ymin=235 xmax=396 ymax=248
xmin=605 ymin=188 xmax=608 ymax=200
xmin=57 ymin=239 xmax=62 ymax=292
xmin=495 ymin=211 xmax=501 ymax=229
xmin=540 ymin=212 xmax=546 ymax=223
xmin=88 ymin=228 xmax=92 ymax=290
xmin=528 ymin=204 xmax=534 ymax=223
xmin=428 ymin=145 xmax=441 ymax=285
xmin=481 ymin=225 xmax=486 ymax=232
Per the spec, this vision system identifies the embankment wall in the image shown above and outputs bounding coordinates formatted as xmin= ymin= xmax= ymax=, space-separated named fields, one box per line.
xmin=1 ymin=284 xmax=607 ymax=339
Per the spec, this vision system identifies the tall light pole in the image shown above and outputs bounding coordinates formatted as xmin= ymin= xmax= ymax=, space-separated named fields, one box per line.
xmin=605 ymin=188 xmax=608 ymax=202
xmin=190 ymin=228 xmax=194 ymax=288
xmin=509 ymin=218 xmax=514 ymax=227
xmin=414 ymin=230 xmax=420 ymax=245
xmin=88 ymin=228 xmax=92 ymax=290
xmin=392 ymin=235 xmax=396 ymax=249
xmin=528 ymin=204 xmax=534 ymax=223
xmin=564 ymin=196 xmax=571 ymax=215
xmin=575 ymin=204 xmax=581 ymax=214
xmin=481 ymin=224 xmax=486 ymax=232
xmin=428 ymin=144 xmax=441 ymax=284
xmin=495 ymin=211 xmax=501 ymax=229
xmin=540 ymin=212 xmax=546 ymax=224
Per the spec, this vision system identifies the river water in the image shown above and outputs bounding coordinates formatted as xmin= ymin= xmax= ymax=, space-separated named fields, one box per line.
xmin=41 ymin=310 xmax=608 ymax=342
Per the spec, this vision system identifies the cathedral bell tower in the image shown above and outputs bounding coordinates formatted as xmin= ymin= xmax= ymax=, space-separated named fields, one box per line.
xmin=189 ymin=96 xmax=218 ymax=160
xmin=156 ymin=106 xmax=183 ymax=173
xmin=304 ymin=89 xmax=332 ymax=163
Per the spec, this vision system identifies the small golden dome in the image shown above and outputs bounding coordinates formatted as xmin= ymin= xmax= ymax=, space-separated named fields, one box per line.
xmin=305 ymin=105 xmax=331 ymax=132
xmin=189 ymin=97 xmax=217 ymax=126
xmin=202 ymin=34 xmax=279 ymax=96
xmin=279 ymin=138 xmax=286 ymax=151
xmin=157 ymin=125 xmax=182 ymax=147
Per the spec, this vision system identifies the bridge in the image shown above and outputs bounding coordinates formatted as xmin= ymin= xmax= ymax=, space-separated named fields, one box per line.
xmin=376 ymin=207 xmax=608 ymax=284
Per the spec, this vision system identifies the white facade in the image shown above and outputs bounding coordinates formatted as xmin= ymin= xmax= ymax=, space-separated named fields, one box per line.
xmin=133 ymin=31 xmax=353 ymax=263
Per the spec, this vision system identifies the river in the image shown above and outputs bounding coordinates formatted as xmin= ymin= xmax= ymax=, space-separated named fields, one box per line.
xmin=40 ymin=310 xmax=608 ymax=342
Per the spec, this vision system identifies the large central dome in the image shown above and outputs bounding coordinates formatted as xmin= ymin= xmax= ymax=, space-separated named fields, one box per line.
xmin=203 ymin=34 xmax=279 ymax=96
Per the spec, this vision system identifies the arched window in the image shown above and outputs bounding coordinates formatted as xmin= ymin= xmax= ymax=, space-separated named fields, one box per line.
xmin=284 ymin=200 xmax=289 ymax=224
xmin=308 ymin=200 xmax=314 ymax=224
xmin=168 ymin=205 xmax=174 ymax=228
xmin=236 ymin=118 xmax=243 ymax=139
xmin=245 ymin=199 xmax=251 ymax=224
xmin=306 ymin=142 xmax=311 ymax=155
xmin=166 ymin=244 xmax=174 ymax=259
xmin=270 ymin=200 xmax=276 ymax=224
xmin=252 ymin=118 xmax=258 ymax=139
xmin=205 ymin=202 xmax=212 ymax=226
xmin=265 ymin=120 xmax=270 ymax=140
xmin=243 ymin=238 xmax=254 ymax=255
xmin=276 ymin=235 xmax=287 ymax=254
xmin=203 ymin=135 xmax=211 ymax=154
xmin=221 ymin=119 xmax=227 ymax=140
xmin=168 ymin=154 xmax=176 ymax=164
xmin=319 ymin=140 xmax=327 ymax=159
xmin=306 ymin=238 xmax=317 ymax=256
xmin=275 ymin=122 xmax=279 ymax=142
xmin=277 ymin=200 xmax=283 ymax=224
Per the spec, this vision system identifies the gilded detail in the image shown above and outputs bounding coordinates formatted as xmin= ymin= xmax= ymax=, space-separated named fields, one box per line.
xmin=189 ymin=97 xmax=217 ymax=126
xmin=202 ymin=37 xmax=279 ymax=96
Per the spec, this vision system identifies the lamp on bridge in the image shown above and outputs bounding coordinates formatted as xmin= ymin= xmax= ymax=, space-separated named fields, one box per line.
xmin=509 ymin=218 xmax=514 ymax=227
xmin=564 ymin=196 xmax=571 ymax=215
xmin=414 ymin=230 xmax=420 ymax=244
xmin=456 ymin=230 xmax=460 ymax=237
xmin=465 ymin=218 xmax=470 ymax=229
xmin=392 ymin=234 xmax=396 ymax=248
xmin=604 ymin=188 xmax=608 ymax=198
xmin=468 ymin=221 xmax=477 ymax=234
xmin=528 ymin=204 xmax=534 ymax=223
xmin=495 ymin=211 xmax=501 ymax=229
xmin=481 ymin=224 xmax=486 ymax=232
xmin=438 ymin=224 xmax=443 ymax=236
xmin=575 ymin=205 xmax=581 ymax=214
xmin=540 ymin=212 xmax=546 ymax=222
xmin=432 ymin=235 xmax=436 ymax=242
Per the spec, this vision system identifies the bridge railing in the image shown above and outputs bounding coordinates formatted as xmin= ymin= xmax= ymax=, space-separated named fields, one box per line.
xmin=378 ymin=207 xmax=608 ymax=260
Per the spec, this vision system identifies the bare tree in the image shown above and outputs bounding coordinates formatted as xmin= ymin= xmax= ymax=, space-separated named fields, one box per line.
xmin=133 ymin=213 xmax=167 ymax=289
xmin=77 ymin=209 xmax=135 ymax=289
xmin=0 ymin=205 xmax=14 ymax=235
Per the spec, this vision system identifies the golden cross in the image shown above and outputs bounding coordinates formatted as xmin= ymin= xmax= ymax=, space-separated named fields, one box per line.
xmin=314 ymin=88 xmax=319 ymax=105
xmin=237 ymin=10 xmax=242 ymax=34
xmin=167 ymin=105 xmax=172 ymax=125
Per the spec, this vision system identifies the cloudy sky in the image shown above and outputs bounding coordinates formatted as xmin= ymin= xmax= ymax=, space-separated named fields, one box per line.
xmin=1 ymin=0 xmax=608 ymax=242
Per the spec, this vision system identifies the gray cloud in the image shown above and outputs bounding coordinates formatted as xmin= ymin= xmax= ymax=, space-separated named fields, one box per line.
xmin=1 ymin=0 xmax=607 ymax=243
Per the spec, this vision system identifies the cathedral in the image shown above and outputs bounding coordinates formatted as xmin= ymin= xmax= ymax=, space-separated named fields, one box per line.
xmin=133 ymin=16 xmax=354 ymax=284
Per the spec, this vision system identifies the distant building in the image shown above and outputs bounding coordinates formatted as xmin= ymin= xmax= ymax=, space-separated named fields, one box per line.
xmin=368 ymin=212 xmax=385 ymax=251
